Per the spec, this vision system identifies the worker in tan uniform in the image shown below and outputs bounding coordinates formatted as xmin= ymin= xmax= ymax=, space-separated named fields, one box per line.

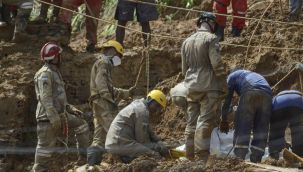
xmin=105 ymin=90 xmax=169 ymax=162
xmin=32 ymin=42 xmax=90 ymax=172
xmin=87 ymin=40 xmax=135 ymax=166
xmin=181 ymin=12 xmax=226 ymax=160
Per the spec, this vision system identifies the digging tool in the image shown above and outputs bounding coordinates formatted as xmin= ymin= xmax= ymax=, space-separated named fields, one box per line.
xmin=133 ymin=55 xmax=146 ymax=88
xmin=282 ymin=148 xmax=303 ymax=165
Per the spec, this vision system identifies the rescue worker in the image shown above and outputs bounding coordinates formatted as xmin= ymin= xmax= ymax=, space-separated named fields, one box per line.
xmin=269 ymin=90 xmax=303 ymax=159
xmin=213 ymin=0 xmax=247 ymax=41
xmin=169 ymin=81 xmax=188 ymax=113
xmin=58 ymin=0 xmax=102 ymax=52
xmin=87 ymin=40 xmax=135 ymax=166
xmin=115 ymin=0 xmax=158 ymax=47
xmin=219 ymin=69 xmax=272 ymax=163
xmin=181 ymin=12 xmax=226 ymax=160
xmin=105 ymin=90 xmax=169 ymax=161
xmin=2 ymin=0 xmax=35 ymax=42
xmin=32 ymin=42 xmax=90 ymax=172
xmin=33 ymin=0 xmax=62 ymax=23
xmin=289 ymin=0 xmax=302 ymax=21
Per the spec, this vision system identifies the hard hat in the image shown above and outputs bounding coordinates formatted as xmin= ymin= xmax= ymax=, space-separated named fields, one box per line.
xmin=40 ymin=42 xmax=63 ymax=61
xmin=197 ymin=12 xmax=217 ymax=27
xmin=147 ymin=90 xmax=167 ymax=109
xmin=101 ymin=40 xmax=124 ymax=56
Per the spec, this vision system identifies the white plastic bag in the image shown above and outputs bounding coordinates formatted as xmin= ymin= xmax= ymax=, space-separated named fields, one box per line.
xmin=210 ymin=127 xmax=235 ymax=157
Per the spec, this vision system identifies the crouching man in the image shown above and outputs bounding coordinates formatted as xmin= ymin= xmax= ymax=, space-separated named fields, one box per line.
xmin=32 ymin=43 xmax=89 ymax=172
xmin=105 ymin=90 xmax=169 ymax=161
xmin=269 ymin=90 xmax=303 ymax=159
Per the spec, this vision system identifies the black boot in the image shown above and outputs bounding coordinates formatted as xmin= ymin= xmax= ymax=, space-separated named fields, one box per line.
xmin=215 ymin=26 xmax=224 ymax=42
xmin=231 ymin=27 xmax=242 ymax=37
xmin=87 ymin=146 xmax=105 ymax=166
xmin=250 ymin=154 xmax=262 ymax=163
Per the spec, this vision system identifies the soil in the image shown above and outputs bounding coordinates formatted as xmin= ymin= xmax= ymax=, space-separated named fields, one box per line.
xmin=0 ymin=0 xmax=303 ymax=171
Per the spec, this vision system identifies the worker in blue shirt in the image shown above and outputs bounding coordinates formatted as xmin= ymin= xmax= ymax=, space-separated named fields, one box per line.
xmin=219 ymin=69 xmax=272 ymax=163
xmin=269 ymin=90 xmax=303 ymax=159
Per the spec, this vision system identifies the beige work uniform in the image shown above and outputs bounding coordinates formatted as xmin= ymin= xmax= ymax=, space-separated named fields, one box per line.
xmin=32 ymin=64 xmax=89 ymax=172
xmin=105 ymin=99 xmax=160 ymax=158
xmin=181 ymin=28 xmax=226 ymax=153
xmin=90 ymin=55 xmax=129 ymax=147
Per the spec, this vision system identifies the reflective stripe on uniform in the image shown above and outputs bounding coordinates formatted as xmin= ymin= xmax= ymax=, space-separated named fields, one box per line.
xmin=250 ymin=145 xmax=264 ymax=152
xmin=75 ymin=123 xmax=89 ymax=134
xmin=36 ymin=148 xmax=52 ymax=157
xmin=234 ymin=145 xmax=249 ymax=149
xmin=20 ymin=2 xmax=33 ymax=9
xmin=237 ymin=11 xmax=246 ymax=15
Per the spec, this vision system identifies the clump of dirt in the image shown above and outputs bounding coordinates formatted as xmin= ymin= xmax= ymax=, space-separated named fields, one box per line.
xmin=205 ymin=156 xmax=250 ymax=172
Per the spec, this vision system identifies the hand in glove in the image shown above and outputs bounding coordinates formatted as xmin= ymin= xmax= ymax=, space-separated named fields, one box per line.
xmin=155 ymin=142 xmax=170 ymax=157
xmin=219 ymin=120 xmax=229 ymax=134
xmin=66 ymin=104 xmax=83 ymax=117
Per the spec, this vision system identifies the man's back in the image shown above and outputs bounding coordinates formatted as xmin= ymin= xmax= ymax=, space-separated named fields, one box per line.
xmin=181 ymin=30 xmax=223 ymax=92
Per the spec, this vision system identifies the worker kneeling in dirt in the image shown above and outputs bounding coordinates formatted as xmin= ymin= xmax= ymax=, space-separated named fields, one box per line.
xmin=32 ymin=43 xmax=90 ymax=172
xmin=220 ymin=69 xmax=272 ymax=163
xmin=105 ymin=90 xmax=169 ymax=162
xmin=87 ymin=40 xmax=135 ymax=166
xmin=269 ymin=90 xmax=303 ymax=159
xmin=170 ymin=81 xmax=188 ymax=113
xmin=181 ymin=12 xmax=226 ymax=160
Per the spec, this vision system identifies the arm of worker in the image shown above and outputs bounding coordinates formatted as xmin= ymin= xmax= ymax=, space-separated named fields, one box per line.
xmin=209 ymin=39 xmax=226 ymax=77
xmin=181 ymin=41 xmax=188 ymax=76
xmin=148 ymin=126 xmax=161 ymax=142
xmin=134 ymin=112 xmax=151 ymax=143
xmin=113 ymin=87 xmax=131 ymax=100
xmin=92 ymin=61 xmax=115 ymax=103
xmin=37 ymin=72 xmax=61 ymax=129
xmin=221 ymin=88 xmax=234 ymax=121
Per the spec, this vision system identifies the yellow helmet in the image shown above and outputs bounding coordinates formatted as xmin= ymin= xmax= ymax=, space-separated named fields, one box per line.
xmin=147 ymin=90 xmax=167 ymax=109
xmin=101 ymin=40 xmax=124 ymax=56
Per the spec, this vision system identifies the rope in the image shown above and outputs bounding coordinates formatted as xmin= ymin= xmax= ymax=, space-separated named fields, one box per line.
xmin=134 ymin=55 xmax=145 ymax=88
xmin=35 ymin=0 xmax=303 ymax=52
xmin=272 ymin=66 xmax=296 ymax=90
xmin=145 ymin=35 xmax=151 ymax=94
xmin=126 ymin=0 xmax=303 ymax=27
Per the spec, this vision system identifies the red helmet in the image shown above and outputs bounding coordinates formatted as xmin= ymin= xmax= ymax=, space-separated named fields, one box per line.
xmin=40 ymin=42 xmax=63 ymax=61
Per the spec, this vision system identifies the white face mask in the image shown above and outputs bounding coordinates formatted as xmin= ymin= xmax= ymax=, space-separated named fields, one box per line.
xmin=111 ymin=56 xmax=121 ymax=66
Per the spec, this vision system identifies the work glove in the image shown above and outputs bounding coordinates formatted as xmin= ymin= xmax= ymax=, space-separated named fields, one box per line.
xmin=66 ymin=104 xmax=83 ymax=117
xmin=295 ymin=63 xmax=303 ymax=71
xmin=219 ymin=120 xmax=229 ymax=134
xmin=155 ymin=142 xmax=170 ymax=157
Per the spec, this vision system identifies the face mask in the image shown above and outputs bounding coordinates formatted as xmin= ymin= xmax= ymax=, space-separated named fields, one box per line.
xmin=111 ymin=56 xmax=121 ymax=66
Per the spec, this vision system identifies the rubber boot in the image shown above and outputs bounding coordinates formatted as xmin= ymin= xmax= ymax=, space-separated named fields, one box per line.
xmin=215 ymin=26 xmax=224 ymax=42
xmin=269 ymin=152 xmax=279 ymax=160
xmin=185 ymin=135 xmax=195 ymax=160
xmin=250 ymin=154 xmax=262 ymax=163
xmin=87 ymin=146 xmax=105 ymax=166
xmin=234 ymin=148 xmax=247 ymax=160
xmin=196 ymin=150 xmax=210 ymax=162
xmin=231 ymin=27 xmax=242 ymax=37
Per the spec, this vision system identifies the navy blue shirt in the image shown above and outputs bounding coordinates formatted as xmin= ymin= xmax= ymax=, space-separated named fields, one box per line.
xmin=272 ymin=90 xmax=303 ymax=111
xmin=221 ymin=70 xmax=272 ymax=120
